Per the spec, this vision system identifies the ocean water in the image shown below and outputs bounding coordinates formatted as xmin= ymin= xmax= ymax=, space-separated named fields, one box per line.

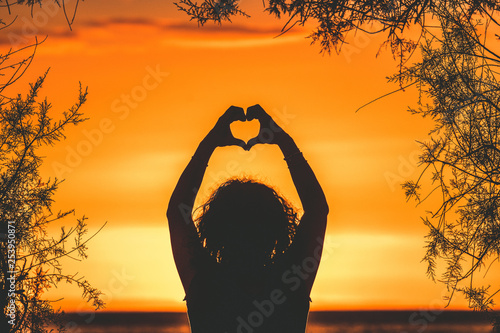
xmin=58 ymin=311 xmax=495 ymax=333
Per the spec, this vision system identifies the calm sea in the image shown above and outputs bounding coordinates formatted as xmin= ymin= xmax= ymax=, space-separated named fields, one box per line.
xmin=58 ymin=311 xmax=495 ymax=333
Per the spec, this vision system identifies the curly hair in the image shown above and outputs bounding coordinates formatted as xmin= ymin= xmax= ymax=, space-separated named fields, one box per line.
xmin=194 ymin=177 xmax=299 ymax=267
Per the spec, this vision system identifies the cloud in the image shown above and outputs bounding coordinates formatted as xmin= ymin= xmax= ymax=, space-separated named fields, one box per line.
xmin=163 ymin=21 xmax=292 ymax=35
xmin=78 ymin=17 xmax=160 ymax=29
xmin=0 ymin=27 xmax=73 ymax=47
xmin=0 ymin=16 xmax=307 ymax=50
xmin=165 ymin=34 xmax=305 ymax=49
xmin=77 ymin=16 xmax=303 ymax=36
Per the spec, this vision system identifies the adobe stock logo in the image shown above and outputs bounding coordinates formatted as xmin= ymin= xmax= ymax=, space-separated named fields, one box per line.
xmin=384 ymin=148 xmax=421 ymax=192
xmin=64 ymin=267 xmax=135 ymax=333
xmin=234 ymin=236 xmax=338 ymax=333
xmin=52 ymin=64 xmax=169 ymax=177
xmin=7 ymin=1 xmax=61 ymax=47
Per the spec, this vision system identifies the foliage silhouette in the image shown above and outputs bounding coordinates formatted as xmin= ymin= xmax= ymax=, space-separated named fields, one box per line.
xmin=0 ymin=1 xmax=104 ymax=332
xmin=397 ymin=8 xmax=500 ymax=330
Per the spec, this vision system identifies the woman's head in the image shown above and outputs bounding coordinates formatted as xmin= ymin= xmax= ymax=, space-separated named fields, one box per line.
xmin=195 ymin=177 xmax=298 ymax=267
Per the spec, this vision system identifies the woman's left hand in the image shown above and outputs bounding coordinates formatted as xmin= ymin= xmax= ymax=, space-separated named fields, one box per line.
xmin=204 ymin=106 xmax=247 ymax=149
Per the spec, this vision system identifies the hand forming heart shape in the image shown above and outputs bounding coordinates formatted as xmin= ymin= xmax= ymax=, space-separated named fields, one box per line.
xmin=206 ymin=105 xmax=284 ymax=151
xmin=233 ymin=104 xmax=284 ymax=151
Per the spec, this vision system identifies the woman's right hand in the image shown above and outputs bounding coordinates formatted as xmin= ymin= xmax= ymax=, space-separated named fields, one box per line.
xmin=245 ymin=104 xmax=288 ymax=151
xmin=204 ymin=106 xmax=247 ymax=149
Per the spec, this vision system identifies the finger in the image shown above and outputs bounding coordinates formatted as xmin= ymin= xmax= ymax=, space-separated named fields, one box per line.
xmin=246 ymin=137 xmax=260 ymax=150
xmin=228 ymin=138 xmax=247 ymax=149
xmin=246 ymin=104 xmax=267 ymax=121
xmin=226 ymin=106 xmax=246 ymax=123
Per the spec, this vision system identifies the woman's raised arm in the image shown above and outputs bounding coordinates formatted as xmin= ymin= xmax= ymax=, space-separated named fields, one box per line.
xmin=166 ymin=106 xmax=246 ymax=293
xmin=247 ymin=104 xmax=329 ymax=291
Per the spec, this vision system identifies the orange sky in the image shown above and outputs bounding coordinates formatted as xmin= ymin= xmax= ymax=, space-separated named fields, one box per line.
xmin=4 ymin=0 xmax=499 ymax=313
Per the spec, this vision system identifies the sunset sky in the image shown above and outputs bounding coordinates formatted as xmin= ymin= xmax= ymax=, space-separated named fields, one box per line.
xmin=4 ymin=0 xmax=498 ymax=313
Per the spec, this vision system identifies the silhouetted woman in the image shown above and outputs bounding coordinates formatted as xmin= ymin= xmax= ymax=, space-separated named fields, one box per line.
xmin=167 ymin=105 xmax=329 ymax=333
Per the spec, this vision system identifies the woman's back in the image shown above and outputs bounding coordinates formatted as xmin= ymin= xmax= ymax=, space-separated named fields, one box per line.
xmin=185 ymin=260 xmax=310 ymax=333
